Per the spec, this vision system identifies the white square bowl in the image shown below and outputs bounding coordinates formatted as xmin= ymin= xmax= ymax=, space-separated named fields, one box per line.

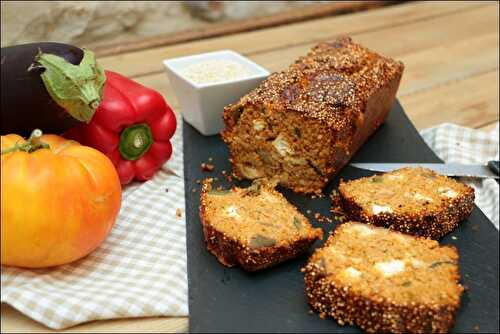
xmin=163 ymin=50 xmax=270 ymax=136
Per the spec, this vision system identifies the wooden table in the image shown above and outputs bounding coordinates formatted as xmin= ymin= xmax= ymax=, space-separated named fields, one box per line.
xmin=2 ymin=1 xmax=498 ymax=332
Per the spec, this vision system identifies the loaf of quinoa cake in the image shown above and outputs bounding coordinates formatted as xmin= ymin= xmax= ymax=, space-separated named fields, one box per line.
xmin=222 ymin=37 xmax=404 ymax=194
xmin=338 ymin=167 xmax=475 ymax=239
xmin=200 ymin=178 xmax=323 ymax=271
xmin=303 ymin=222 xmax=464 ymax=333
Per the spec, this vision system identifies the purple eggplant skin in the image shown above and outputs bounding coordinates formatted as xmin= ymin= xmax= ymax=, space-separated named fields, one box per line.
xmin=1 ymin=42 xmax=84 ymax=137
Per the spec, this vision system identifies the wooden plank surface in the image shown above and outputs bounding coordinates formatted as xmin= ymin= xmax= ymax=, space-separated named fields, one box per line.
xmin=0 ymin=304 xmax=188 ymax=333
xmin=478 ymin=121 xmax=500 ymax=132
xmin=1 ymin=1 xmax=498 ymax=333
xmin=247 ymin=5 xmax=498 ymax=72
xmin=399 ymin=70 xmax=499 ymax=130
xmin=93 ymin=1 xmax=391 ymax=57
xmin=132 ymin=3 xmax=499 ymax=130
xmin=98 ymin=1 xmax=484 ymax=78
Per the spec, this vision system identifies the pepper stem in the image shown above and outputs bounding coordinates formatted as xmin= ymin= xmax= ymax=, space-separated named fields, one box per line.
xmin=118 ymin=124 xmax=153 ymax=160
xmin=1 ymin=129 xmax=50 ymax=155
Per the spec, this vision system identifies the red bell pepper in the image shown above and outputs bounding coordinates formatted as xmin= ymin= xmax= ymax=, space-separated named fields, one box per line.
xmin=65 ymin=70 xmax=176 ymax=185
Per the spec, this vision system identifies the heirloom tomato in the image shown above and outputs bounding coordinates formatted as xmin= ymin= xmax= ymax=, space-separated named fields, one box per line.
xmin=1 ymin=130 xmax=121 ymax=268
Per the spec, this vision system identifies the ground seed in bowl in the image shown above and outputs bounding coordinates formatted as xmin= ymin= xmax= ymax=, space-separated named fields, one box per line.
xmin=181 ymin=59 xmax=254 ymax=85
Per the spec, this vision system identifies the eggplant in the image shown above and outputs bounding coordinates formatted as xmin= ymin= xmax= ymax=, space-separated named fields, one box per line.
xmin=1 ymin=42 xmax=105 ymax=136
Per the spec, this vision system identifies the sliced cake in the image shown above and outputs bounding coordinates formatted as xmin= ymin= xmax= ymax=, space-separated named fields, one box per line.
xmin=337 ymin=167 xmax=474 ymax=239
xmin=302 ymin=222 xmax=464 ymax=333
xmin=222 ymin=37 xmax=404 ymax=194
xmin=200 ymin=178 xmax=323 ymax=271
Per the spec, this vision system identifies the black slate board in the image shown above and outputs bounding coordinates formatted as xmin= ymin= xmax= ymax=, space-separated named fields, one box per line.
xmin=183 ymin=101 xmax=499 ymax=333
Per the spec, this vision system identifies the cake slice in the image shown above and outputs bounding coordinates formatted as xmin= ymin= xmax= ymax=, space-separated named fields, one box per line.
xmin=302 ymin=222 xmax=464 ymax=333
xmin=337 ymin=167 xmax=474 ymax=239
xmin=200 ymin=178 xmax=323 ymax=271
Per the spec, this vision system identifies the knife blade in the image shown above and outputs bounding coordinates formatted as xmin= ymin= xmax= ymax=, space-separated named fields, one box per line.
xmin=350 ymin=161 xmax=499 ymax=179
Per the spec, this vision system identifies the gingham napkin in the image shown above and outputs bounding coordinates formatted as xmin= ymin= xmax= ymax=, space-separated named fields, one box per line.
xmin=1 ymin=119 xmax=189 ymax=329
xmin=420 ymin=123 xmax=499 ymax=229
xmin=1 ymin=121 xmax=498 ymax=330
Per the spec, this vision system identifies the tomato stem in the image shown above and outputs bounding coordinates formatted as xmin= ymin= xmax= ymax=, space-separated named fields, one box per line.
xmin=0 ymin=129 xmax=50 ymax=155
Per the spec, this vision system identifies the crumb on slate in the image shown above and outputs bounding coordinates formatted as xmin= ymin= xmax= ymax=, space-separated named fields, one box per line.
xmin=330 ymin=190 xmax=346 ymax=222
xmin=314 ymin=212 xmax=334 ymax=223
xmin=201 ymin=162 xmax=215 ymax=172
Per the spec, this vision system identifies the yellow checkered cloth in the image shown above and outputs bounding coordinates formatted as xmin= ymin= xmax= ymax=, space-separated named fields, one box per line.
xmin=1 ymin=120 xmax=188 ymax=329
xmin=420 ymin=123 xmax=499 ymax=228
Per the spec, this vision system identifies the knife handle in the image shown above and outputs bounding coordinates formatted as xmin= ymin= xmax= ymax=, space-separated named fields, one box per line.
xmin=488 ymin=160 xmax=499 ymax=181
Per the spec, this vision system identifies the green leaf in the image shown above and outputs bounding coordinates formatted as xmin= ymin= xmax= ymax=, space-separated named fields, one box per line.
xmin=35 ymin=49 xmax=106 ymax=123
xmin=293 ymin=217 xmax=302 ymax=230
xmin=249 ymin=234 xmax=276 ymax=249
xmin=209 ymin=189 xmax=231 ymax=196
xmin=429 ymin=260 xmax=456 ymax=268
xmin=257 ymin=221 xmax=279 ymax=228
